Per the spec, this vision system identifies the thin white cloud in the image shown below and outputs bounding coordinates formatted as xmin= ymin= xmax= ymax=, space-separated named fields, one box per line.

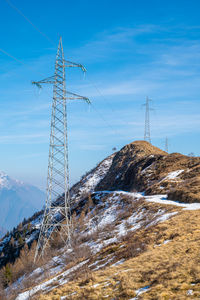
xmin=69 ymin=25 xmax=159 ymax=63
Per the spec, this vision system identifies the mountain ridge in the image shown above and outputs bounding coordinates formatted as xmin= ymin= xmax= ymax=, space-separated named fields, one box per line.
xmin=1 ymin=140 xmax=200 ymax=299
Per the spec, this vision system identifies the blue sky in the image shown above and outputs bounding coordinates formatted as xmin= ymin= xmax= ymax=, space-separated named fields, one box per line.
xmin=1 ymin=0 xmax=200 ymax=189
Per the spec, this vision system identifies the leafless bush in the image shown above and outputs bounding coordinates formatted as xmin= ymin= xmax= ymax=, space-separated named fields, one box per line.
xmin=70 ymin=244 xmax=92 ymax=262
xmin=101 ymin=223 xmax=116 ymax=239
xmin=0 ymin=282 xmax=6 ymax=300
xmin=116 ymin=209 xmax=132 ymax=221
xmin=70 ymin=262 xmax=92 ymax=283
xmin=77 ymin=233 xmax=92 ymax=244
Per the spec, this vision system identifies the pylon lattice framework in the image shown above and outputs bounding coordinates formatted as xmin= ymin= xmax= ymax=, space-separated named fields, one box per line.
xmin=33 ymin=37 xmax=90 ymax=261
xmin=165 ymin=137 xmax=168 ymax=153
xmin=144 ymin=96 xmax=151 ymax=143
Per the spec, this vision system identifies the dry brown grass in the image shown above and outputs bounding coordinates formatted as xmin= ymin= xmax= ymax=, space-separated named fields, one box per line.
xmin=38 ymin=209 xmax=200 ymax=299
xmin=95 ymin=140 xmax=200 ymax=204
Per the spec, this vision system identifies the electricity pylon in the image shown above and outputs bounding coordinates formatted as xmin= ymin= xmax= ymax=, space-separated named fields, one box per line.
xmin=165 ymin=137 xmax=168 ymax=153
xmin=33 ymin=37 xmax=90 ymax=261
xmin=143 ymin=96 xmax=151 ymax=143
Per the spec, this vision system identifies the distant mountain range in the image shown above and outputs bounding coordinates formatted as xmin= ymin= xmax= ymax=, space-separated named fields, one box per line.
xmin=0 ymin=171 xmax=45 ymax=230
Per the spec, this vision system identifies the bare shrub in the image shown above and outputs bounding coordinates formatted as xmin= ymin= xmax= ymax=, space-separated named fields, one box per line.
xmin=116 ymin=209 xmax=132 ymax=221
xmin=70 ymin=244 xmax=91 ymax=262
xmin=49 ymin=231 xmax=66 ymax=250
xmin=0 ymin=279 xmax=6 ymax=300
xmin=71 ymin=262 xmax=92 ymax=283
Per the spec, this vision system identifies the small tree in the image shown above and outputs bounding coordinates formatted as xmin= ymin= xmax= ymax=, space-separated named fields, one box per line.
xmin=27 ymin=223 xmax=32 ymax=231
xmin=2 ymin=264 xmax=12 ymax=287
xmin=17 ymin=223 xmax=23 ymax=231
xmin=9 ymin=237 xmax=15 ymax=247
xmin=18 ymin=235 xmax=24 ymax=246
xmin=71 ymin=211 xmax=77 ymax=231
xmin=88 ymin=193 xmax=93 ymax=208
xmin=79 ymin=210 xmax=86 ymax=231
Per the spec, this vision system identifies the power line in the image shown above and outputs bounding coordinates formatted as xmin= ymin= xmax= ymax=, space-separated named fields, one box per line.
xmin=90 ymin=103 xmax=123 ymax=138
xmin=5 ymin=0 xmax=55 ymax=46
xmin=0 ymin=47 xmax=25 ymax=65
xmin=81 ymin=76 xmax=128 ymax=139
xmin=0 ymin=45 xmax=121 ymax=141
xmin=86 ymin=76 xmax=116 ymax=113
xmin=2 ymin=0 xmax=124 ymax=141
xmin=0 ymin=26 xmax=126 ymax=147
xmin=0 ymin=46 xmax=53 ymax=84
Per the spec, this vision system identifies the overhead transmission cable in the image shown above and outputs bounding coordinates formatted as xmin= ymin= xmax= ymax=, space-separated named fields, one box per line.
xmin=85 ymin=79 xmax=128 ymax=142
xmin=0 ymin=46 xmax=121 ymax=140
xmin=1 ymin=0 xmax=56 ymax=72
xmin=0 ymin=48 xmax=125 ymax=146
xmin=89 ymin=102 xmax=123 ymax=139
xmin=5 ymin=0 xmax=56 ymax=46
xmin=85 ymin=76 xmax=117 ymax=113
xmin=0 ymin=48 xmax=122 ymax=143
xmin=2 ymin=0 xmax=125 ymax=143
xmin=0 ymin=48 xmax=25 ymax=65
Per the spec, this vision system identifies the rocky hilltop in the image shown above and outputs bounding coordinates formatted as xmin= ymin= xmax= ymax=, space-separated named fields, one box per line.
xmin=96 ymin=140 xmax=200 ymax=203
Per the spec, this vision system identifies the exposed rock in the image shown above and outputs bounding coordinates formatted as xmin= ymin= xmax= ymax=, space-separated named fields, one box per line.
xmin=95 ymin=140 xmax=167 ymax=192
xmin=96 ymin=140 xmax=200 ymax=203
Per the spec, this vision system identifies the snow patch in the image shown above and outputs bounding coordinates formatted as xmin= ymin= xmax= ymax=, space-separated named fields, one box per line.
xmin=156 ymin=212 xmax=178 ymax=222
xmin=164 ymin=169 xmax=184 ymax=180
xmin=145 ymin=194 xmax=200 ymax=210
xmin=187 ymin=290 xmax=193 ymax=296
xmin=16 ymin=260 xmax=89 ymax=300
xmin=71 ymin=155 xmax=114 ymax=202
xmin=111 ymin=259 xmax=125 ymax=267
xmin=130 ymin=285 xmax=150 ymax=299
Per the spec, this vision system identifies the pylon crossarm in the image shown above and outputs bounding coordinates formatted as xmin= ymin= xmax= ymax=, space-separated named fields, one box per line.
xmin=64 ymin=60 xmax=86 ymax=73
xmin=32 ymin=76 xmax=55 ymax=88
xmin=66 ymin=91 xmax=91 ymax=104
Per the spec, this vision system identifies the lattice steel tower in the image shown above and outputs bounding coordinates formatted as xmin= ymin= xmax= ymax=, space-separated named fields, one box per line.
xmin=144 ymin=96 xmax=151 ymax=143
xmin=165 ymin=137 xmax=168 ymax=153
xmin=33 ymin=37 xmax=90 ymax=261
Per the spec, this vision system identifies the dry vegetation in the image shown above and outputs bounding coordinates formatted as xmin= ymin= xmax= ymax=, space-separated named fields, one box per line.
xmin=96 ymin=140 xmax=200 ymax=203
xmin=37 ymin=209 xmax=200 ymax=300
xmin=2 ymin=141 xmax=200 ymax=299
xmin=3 ymin=192 xmax=179 ymax=299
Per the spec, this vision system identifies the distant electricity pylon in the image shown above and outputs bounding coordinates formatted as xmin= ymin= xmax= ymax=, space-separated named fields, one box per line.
xmin=33 ymin=37 xmax=90 ymax=261
xmin=143 ymin=96 xmax=152 ymax=143
xmin=165 ymin=137 xmax=168 ymax=153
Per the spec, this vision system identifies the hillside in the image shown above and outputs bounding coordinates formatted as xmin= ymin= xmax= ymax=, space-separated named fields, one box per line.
xmin=1 ymin=140 xmax=200 ymax=300
xmin=96 ymin=141 xmax=200 ymax=203
xmin=36 ymin=208 xmax=200 ymax=299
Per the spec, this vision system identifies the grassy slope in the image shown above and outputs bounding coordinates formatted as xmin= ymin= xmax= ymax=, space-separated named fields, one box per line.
xmin=38 ymin=208 xmax=200 ymax=299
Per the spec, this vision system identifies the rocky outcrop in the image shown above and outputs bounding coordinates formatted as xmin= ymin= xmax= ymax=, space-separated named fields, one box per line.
xmin=96 ymin=140 xmax=200 ymax=203
xmin=95 ymin=140 xmax=167 ymax=192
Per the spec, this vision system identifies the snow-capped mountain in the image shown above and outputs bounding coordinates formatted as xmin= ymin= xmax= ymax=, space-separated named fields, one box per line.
xmin=0 ymin=171 xmax=45 ymax=230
